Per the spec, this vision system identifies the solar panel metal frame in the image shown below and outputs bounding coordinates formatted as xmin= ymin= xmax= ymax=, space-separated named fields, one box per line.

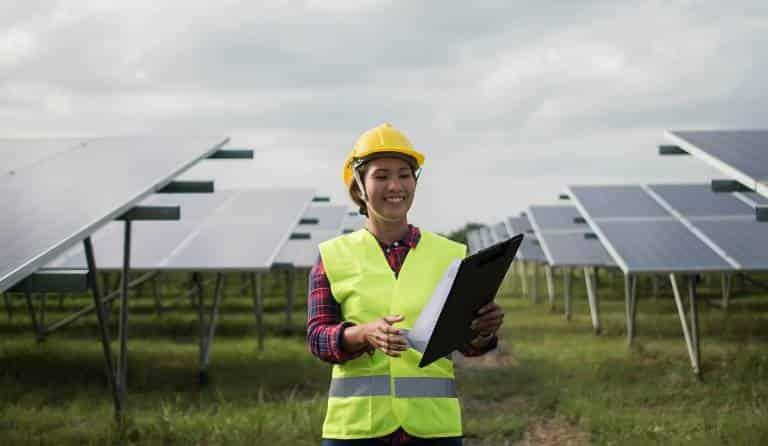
xmin=0 ymin=136 xmax=230 ymax=293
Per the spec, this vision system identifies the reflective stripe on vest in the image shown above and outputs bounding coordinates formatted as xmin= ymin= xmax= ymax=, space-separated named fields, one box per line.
xmin=329 ymin=376 xmax=456 ymax=398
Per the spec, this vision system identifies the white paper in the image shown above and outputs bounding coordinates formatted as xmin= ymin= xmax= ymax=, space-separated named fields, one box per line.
xmin=405 ymin=258 xmax=462 ymax=353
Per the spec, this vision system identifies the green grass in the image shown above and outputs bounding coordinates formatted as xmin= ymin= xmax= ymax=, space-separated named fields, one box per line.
xmin=1 ymin=271 xmax=768 ymax=444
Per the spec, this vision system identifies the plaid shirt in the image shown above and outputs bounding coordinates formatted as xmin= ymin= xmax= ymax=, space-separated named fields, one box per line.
xmin=307 ymin=225 xmax=497 ymax=444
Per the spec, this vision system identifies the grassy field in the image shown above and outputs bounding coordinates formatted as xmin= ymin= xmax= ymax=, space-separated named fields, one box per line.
xmin=1 ymin=270 xmax=767 ymax=445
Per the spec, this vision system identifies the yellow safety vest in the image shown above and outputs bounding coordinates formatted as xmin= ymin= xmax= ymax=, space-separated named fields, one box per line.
xmin=318 ymin=229 xmax=466 ymax=439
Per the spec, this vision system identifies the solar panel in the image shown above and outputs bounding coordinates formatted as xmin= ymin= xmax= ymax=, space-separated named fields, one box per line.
xmin=506 ymin=216 xmax=532 ymax=234
xmin=568 ymin=185 xmax=670 ymax=219
xmin=667 ymin=130 xmax=768 ymax=195
xmin=739 ymin=192 xmax=768 ymax=206
xmin=537 ymin=232 xmax=614 ymax=266
xmin=506 ymin=215 xmax=546 ymax=262
xmin=568 ymin=184 xmax=738 ymax=273
xmin=466 ymin=229 xmax=483 ymax=254
xmin=274 ymin=229 xmax=340 ymax=268
xmin=48 ymin=188 xmax=314 ymax=271
xmin=342 ymin=211 xmax=366 ymax=232
xmin=1 ymin=138 xmax=83 ymax=174
xmin=648 ymin=183 xmax=768 ymax=270
xmin=527 ymin=205 xmax=584 ymax=230
xmin=299 ymin=205 xmax=347 ymax=231
xmin=144 ymin=191 xmax=235 ymax=220
xmin=648 ymin=184 xmax=753 ymax=218
xmin=528 ymin=205 xmax=614 ymax=267
xmin=595 ymin=220 xmax=731 ymax=272
xmin=479 ymin=226 xmax=496 ymax=246
xmin=273 ymin=205 xmax=346 ymax=268
xmin=492 ymin=222 xmax=510 ymax=240
xmin=692 ymin=220 xmax=768 ymax=270
xmin=0 ymin=136 xmax=228 ymax=292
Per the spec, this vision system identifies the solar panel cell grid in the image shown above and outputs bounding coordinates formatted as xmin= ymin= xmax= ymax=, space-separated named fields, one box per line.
xmin=528 ymin=206 xmax=584 ymax=230
xmin=569 ymin=185 xmax=670 ymax=219
xmin=1 ymin=136 xmax=228 ymax=292
xmin=649 ymin=184 xmax=753 ymax=218
xmin=671 ymin=130 xmax=768 ymax=182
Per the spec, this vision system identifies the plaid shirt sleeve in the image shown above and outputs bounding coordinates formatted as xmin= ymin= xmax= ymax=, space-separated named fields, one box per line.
xmin=306 ymin=260 xmax=367 ymax=364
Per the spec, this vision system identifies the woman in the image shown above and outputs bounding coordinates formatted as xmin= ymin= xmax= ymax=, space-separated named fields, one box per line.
xmin=307 ymin=123 xmax=505 ymax=445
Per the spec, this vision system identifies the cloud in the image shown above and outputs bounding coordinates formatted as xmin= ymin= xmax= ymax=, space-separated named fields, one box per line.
xmin=3 ymin=1 xmax=768 ymax=231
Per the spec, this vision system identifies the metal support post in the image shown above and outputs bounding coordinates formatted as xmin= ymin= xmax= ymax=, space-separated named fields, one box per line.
xmin=509 ymin=264 xmax=516 ymax=293
xmin=584 ymin=267 xmax=601 ymax=334
xmin=624 ymin=274 xmax=637 ymax=345
xmin=83 ymin=237 xmax=122 ymax=419
xmin=40 ymin=293 xmax=46 ymax=328
xmin=117 ymin=220 xmax=132 ymax=412
xmin=251 ymin=272 xmax=265 ymax=351
xmin=564 ymin=267 xmax=573 ymax=320
xmin=720 ymin=273 xmax=732 ymax=310
xmin=593 ymin=266 xmax=600 ymax=290
xmin=531 ymin=263 xmax=539 ymax=303
xmin=199 ymin=273 xmax=225 ymax=385
xmin=284 ymin=268 xmax=296 ymax=334
xmin=24 ymin=292 xmax=43 ymax=341
xmin=152 ymin=275 xmax=161 ymax=316
xmin=688 ymin=275 xmax=701 ymax=377
xmin=519 ymin=261 xmax=528 ymax=298
xmin=670 ymin=274 xmax=701 ymax=377
xmin=3 ymin=293 xmax=11 ymax=321
xmin=545 ymin=265 xmax=555 ymax=309
xmin=240 ymin=272 xmax=248 ymax=297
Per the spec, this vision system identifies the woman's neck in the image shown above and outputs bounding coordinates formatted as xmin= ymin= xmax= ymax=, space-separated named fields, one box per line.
xmin=366 ymin=216 xmax=409 ymax=246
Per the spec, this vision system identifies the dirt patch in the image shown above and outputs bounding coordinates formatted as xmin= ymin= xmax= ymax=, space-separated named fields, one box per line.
xmin=514 ymin=417 xmax=589 ymax=446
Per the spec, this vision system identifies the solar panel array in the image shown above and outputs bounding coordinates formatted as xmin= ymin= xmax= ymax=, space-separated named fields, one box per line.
xmin=48 ymin=188 xmax=315 ymax=271
xmin=0 ymin=136 xmax=229 ymax=293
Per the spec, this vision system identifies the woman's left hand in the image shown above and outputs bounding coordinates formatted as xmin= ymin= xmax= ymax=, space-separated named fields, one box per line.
xmin=470 ymin=301 xmax=504 ymax=337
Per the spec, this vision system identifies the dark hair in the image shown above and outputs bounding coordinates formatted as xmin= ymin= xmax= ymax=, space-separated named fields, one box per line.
xmin=348 ymin=165 xmax=369 ymax=216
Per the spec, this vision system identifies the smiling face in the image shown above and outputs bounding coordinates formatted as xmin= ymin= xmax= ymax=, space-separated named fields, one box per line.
xmin=362 ymin=157 xmax=417 ymax=223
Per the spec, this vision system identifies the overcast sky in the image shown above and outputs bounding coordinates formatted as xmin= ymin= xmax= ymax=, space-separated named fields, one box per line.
xmin=3 ymin=1 xmax=767 ymax=233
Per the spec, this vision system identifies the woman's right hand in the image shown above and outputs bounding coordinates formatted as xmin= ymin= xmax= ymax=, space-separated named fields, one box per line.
xmin=362 ymin=315 xmax=409 ymax=357
xmin=343 ymin=315 xmax=408 ymax=357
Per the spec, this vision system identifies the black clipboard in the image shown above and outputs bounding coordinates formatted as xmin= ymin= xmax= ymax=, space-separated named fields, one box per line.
xmin=417 ymin=234 xmax=523 ymax=368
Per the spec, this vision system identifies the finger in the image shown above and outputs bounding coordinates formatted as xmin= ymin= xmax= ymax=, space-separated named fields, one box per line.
xmin=380 ymin=325 xmax=402 ymax=335
xmin=474 ymin=314 xmax=504 ymax=327
xmin=474 ymin=309 xmax=504 ymax=324
xmin=383 ymin=314 xmax=405 ymax=324
xmin=477 ymin=302 xmax=498 ymax=315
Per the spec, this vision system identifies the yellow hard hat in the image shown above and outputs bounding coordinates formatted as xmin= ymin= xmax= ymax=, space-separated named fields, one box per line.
xmin=343 ymin=123 xmax=425 ymax=187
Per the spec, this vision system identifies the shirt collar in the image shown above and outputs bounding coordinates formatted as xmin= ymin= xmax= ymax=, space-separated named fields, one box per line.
xmin=373 ymin=224 xmax=421 ymax=250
